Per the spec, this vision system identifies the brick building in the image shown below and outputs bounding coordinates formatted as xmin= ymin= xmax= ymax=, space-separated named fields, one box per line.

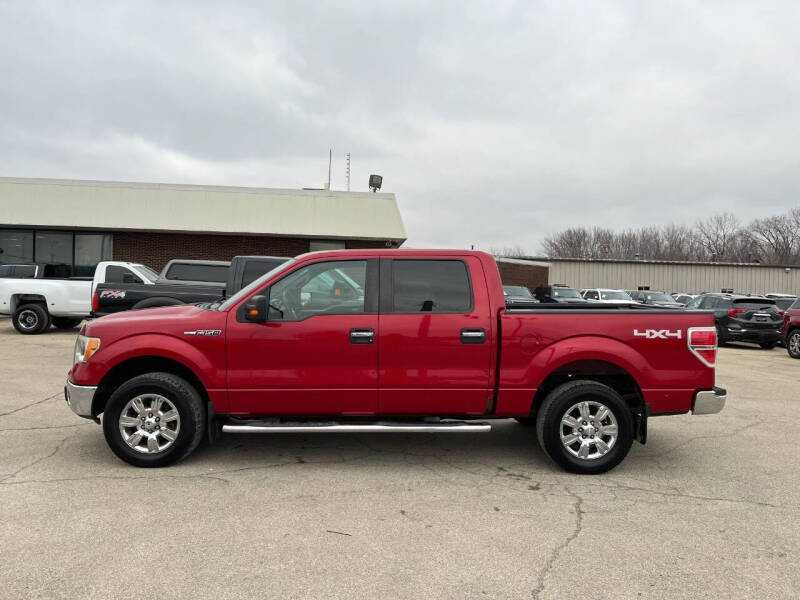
xmin=0 ymin=177 xmax=406 ymax=273
xmin=494 ymin=257 xmax=550 ymax=291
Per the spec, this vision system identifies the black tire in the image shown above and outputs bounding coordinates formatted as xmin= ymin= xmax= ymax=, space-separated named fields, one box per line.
xmin=535 ymin=380 xmax=634 ymax=475
xmin=12 ymin=303 xmax=51 ymax=334
xmin=715 ymin=323 xmax=727 ymax=346
xmin=52 ymin=317 xmax=82 ymax=330
xmin=759 ymin=342 xmax=776 ymax=350
xmin=514 ymin=417 xmax=537 ymax=427
xmin=102 ymin=372 xmax=205 ymax=467
xmin=787 ymin=330 xmax=800 ymax=359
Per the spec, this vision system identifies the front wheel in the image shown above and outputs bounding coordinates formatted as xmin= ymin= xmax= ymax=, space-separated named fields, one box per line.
xmin=787 ymin=330 xmax=800 ymax=359
xmin=535 ymin=380 xmax=634 ymax=474
xmin=12 ymin=303 xmax=50 ymax=334
xmin=102 ymin=372 xmax=205 ymax=467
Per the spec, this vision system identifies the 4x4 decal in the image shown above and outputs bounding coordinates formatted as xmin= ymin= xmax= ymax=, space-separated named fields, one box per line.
xmin=633 ymin=329 xmax=682 ymax=339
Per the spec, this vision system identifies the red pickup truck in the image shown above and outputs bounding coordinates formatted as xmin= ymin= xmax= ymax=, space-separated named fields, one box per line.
xmin=65 ymin=250 xmax=725 ymax=474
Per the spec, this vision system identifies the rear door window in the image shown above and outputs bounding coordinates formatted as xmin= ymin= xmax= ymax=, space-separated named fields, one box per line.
xmin=105 ymin=265 xmax=143 ymax=284
xmin=389 ymin=260 xmax=472 ymax=313
xmin=165 ymin=263 xmax=229 ymax=283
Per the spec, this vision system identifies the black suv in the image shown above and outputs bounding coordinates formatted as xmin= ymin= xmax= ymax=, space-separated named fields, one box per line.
xmin=686 ymin=293 xmax=782 ymax=348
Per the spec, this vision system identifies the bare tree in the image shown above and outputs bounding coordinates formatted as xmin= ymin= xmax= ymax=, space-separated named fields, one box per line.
xmin=695 ymin=213 xmax=740 ymax=262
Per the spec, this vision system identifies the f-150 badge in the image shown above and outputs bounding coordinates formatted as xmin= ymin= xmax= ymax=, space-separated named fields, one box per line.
xmin=634 ymin=329 xmax=682 ymax=339
xmin=183 ymin=330 xmax=222 ymax=336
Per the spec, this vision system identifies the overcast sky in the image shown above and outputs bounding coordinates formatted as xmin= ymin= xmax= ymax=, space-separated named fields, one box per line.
xmin=1 ymin=1 xmax=799 ymax=251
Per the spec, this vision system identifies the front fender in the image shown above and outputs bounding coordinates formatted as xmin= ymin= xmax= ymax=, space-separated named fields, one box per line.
xmin=72 ymin=332 xmax=226 ymax=390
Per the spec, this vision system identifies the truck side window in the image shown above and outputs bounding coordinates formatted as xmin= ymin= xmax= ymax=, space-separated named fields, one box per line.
xmin=166 ymin=263 xmax=229 ymax=283
xmin=268 ymin=260 xmax=366 ymax=321
xmin=105 ymin=266 xmax=143 ymax=284
xmin=390 ymin=260 xmax=472 ymax=313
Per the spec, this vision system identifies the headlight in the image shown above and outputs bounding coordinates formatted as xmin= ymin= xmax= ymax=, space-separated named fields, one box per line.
xmin=74 ymin=335 xmax=101 ymax=364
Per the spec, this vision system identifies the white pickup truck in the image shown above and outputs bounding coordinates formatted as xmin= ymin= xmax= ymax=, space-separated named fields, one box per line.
xmin=0 ymin=261 xmax=158 ymax=334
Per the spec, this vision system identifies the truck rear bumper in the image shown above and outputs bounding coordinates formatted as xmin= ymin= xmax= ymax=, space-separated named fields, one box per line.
xmin=64 ymin=380 xmax=97 ymax=419
xmin=692 ymin=386 xmax=726 ymax=415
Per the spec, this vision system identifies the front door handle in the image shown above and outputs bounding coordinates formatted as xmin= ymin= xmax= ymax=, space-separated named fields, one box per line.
xmin=350 ymin=328 xmax=375 ymax=344
xmin=460 ymin=328 xmax=486 ymax=344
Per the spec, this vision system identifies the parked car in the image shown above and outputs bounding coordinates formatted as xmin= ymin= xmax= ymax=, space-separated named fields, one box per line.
xmin=774 ymin=297 xmax=797 ymax=314
xmin=0 ymin=261 xmax=159 ymax=334
xmin=580 ymin=288 xmax=634 ymax=304
xmin=65 ymin=249 xmax=725 ymax=475
xmin=502 ymin=285 xmax=538 ymax=307
xmin=685 ymin=293 xmax=782 ymax=348
xmin=93 ymin=255 xmax=289 ymax=317
xmin=671 ymin=293 xmax=698 ymax=306
xmin=533 ymin=285 xmax=586 ymax=303
xmin=627 ymin=290 xmax=682 ymax=308
xmin=781 ymin=298 xmax=800 ymax=358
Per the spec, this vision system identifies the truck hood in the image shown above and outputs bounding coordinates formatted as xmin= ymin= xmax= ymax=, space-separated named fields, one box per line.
xmin=84 ymin=303 xmax=223 ymax=339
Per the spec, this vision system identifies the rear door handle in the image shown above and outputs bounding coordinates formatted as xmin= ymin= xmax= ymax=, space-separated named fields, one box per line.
xmin=350 ymin=328 xmax=375 ymax=344
xmin=460 ymin=328 xmax=486 ymax=344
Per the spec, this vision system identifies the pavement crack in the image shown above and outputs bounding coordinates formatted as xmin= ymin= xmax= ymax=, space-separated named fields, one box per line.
xmin=531 ymin=487 xmax=584 ymax=599
xmin=0 ymin=393 xmax=61 ymax=418
xmin=0 ymin=432 xmax=74 ymax=484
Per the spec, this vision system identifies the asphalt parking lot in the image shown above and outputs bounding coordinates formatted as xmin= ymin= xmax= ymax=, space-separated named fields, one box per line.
xmin=0 ymin=318 xmax=798 ymax=599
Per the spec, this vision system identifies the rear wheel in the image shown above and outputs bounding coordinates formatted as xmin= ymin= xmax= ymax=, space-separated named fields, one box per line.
xmin=759 ymin=342 xmax=776 ymax=350
xmin=787 ymin=330 xmax=800 ymax=359
xmin=12 ymin=303 xmax=50 ymax=334
xmin=52 ymin=317 xmax=82 ymax=330
xmin=102 ymin=372 xmax=205 ymax=467
xmin=715 ymin=323 xmax=727 ymax=346
xmin=535 ymin=380 xmax=634 ymax=474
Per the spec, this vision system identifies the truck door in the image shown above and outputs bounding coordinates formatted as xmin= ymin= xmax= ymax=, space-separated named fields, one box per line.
xmin=377 ymin=257 xmax=492 ymax=415
xmin=226 ymin=259 xmax=379 ymax=415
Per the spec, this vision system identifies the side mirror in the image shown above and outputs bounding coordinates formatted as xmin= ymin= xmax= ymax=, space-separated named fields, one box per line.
xmin=244 ymin=295 xmax=267 ymax=322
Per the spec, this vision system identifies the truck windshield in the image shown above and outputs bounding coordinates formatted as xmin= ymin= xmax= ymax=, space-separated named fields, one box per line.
xmin=217 ymin=259 xmax=297 ymax=311
xmin=601 ymin=291 xmax=632 ymax=300
xmin=133 ymin=264 xmax=159 ymax=282
xmin=504 ymin=286 xmax=532 ymax=297
xmin=552 ymin=288 xmax=581 ymax=299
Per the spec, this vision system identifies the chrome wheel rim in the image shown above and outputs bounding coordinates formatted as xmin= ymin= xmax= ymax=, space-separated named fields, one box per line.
xmin=18 ymin=310 xmax=39 ymax=330
xmin=119 ymin=394 xmax=180 ymax=454
xmin=560 ymin=400 xmax=618 ymax=460
xmin=790 ymin=332 xmax=800 ymax=356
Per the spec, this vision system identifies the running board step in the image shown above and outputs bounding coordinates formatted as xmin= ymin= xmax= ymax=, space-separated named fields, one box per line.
xmin=222 ymin=420 xmax=491 ymax=434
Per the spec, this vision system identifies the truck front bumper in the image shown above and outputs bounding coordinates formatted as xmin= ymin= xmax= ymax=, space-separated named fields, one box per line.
xmin=64 ymin=380 xmax=97 ymax=419
xmin=692 ymin=386 xmax=726 ymax=415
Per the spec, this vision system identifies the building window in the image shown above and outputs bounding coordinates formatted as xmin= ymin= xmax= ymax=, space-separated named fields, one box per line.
xmin=34 ymin=231 xmax=73 ymax=266
xmin=74 ymin=233 xmax=113 ymax=276
xmin=309 ymin=239 xmax=347 ymax=252
xmin=0 ymin=229 xmax=34 ymax=263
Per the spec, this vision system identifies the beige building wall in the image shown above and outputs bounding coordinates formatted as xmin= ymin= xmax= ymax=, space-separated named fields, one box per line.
xmin=548 ymin=260 xmax=800 ymax=295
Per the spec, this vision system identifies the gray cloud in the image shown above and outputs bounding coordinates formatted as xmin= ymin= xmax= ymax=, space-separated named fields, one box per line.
xmin=1 ymin=0 xmax=799 ymax=251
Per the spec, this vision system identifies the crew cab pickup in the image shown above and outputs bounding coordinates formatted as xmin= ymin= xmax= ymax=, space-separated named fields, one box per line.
xmin=93 ymin=255 xmax=288 ymax=317
xmin=0 ymin=261 xmax=159 ymax=334
xmin=65 ymin=250 xmax=726 ymax=474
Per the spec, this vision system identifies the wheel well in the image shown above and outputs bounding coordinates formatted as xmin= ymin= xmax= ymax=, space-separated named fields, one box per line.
xmin=91 ymin=355 xmax=209 ymax=416
xmin=530 ymin=360 xmax=644 ymax=418
xmin=11 ymin=294 xmax=47 ymax=313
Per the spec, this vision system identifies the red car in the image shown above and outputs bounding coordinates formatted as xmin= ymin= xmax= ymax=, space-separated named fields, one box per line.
xmin=65 ymin=250 xmax=725 ymax=474
xmin=781 ymin=299 xmax=800 ymax=358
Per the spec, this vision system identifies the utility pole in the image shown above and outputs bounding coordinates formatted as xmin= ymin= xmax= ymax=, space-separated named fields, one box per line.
xmin=346 ymin=153 xmax=351 ymax=192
